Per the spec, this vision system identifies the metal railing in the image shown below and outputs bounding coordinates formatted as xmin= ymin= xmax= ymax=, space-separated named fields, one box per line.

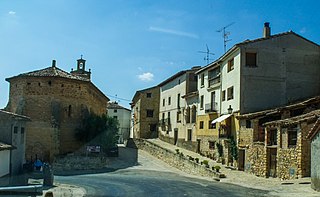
xmin=205 ymin=102 xmax=218 ymax=113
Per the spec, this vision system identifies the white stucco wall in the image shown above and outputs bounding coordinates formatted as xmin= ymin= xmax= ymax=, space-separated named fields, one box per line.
xmin=159 ymin=74 xmax=187 ymax=139
xmin=108 ymin=107 xmax=131 ymax=143
xmin=0 ymin=150 xmax=10 ymax=177
xmin=221 ymin=49 xmax=241 ymax=114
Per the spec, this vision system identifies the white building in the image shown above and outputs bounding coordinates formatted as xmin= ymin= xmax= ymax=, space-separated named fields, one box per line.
xmin=107 ymin=102 xmax=131 ymax=144
xmin=158 ymin=66 xmax=200 ymax=150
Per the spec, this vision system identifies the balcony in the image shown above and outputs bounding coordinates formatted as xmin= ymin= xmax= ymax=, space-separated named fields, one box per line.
xmin=205 ymin=102 xmax=218 ymax=113
xmin=208 ymin=75 xmax=220 ymax=88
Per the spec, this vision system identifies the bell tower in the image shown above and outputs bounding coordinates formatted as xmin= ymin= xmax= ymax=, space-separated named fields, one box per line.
xmin=71 ymin=55 xmax=91 ymax=80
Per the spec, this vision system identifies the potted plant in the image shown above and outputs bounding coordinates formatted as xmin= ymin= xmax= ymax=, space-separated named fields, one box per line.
xmin=203 ymin=160 xmax=209 ymax=168
xmin=195 ymin=158 xmax=199 ymax=163
xmin=214 ymin=165 xmax=221 ymax=172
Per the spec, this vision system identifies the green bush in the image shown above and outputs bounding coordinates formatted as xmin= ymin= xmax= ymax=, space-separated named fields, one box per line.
xmin=203 ymin=160 xmax=209 ymax=166
xmin=195 ymin=158 xmax=199 ymax=163
xmin=175 ymin=149 xmax=180 ymax=154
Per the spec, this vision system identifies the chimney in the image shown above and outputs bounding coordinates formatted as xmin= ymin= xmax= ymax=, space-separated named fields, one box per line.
xmin=52 ymin=60 xmax=56 ymax=67
xmin=263 ymin=22 xmax=271 ymax=38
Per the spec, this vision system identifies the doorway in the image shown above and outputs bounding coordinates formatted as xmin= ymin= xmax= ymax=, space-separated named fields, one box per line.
xmin=174 ymin=128 xmax=178 ymax=145
xmin=238 ymin=149 xmax=245 ymax=171
xmin=267 ymin=148 xmax=277 ymax=177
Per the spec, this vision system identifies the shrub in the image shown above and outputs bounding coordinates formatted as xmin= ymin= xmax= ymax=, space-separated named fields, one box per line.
xmin=175 ymin=149 xmax=180 ymax=154
xmin=195 ymin=158 xmax=199 ymax=163
xmin=214 ymin=165 xmax=221 ymax=172
xmin=203 ymin=160 xmax=209 ymax=166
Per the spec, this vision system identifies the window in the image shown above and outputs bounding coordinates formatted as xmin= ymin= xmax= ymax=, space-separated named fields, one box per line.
xmin=187 ymin=129 xmax=192 ymax=141
xmin=168 ymin=97 xmax=171 ymax=105
xmin=227 ymin=86 xmax=234 ymax=100
xmin=288 ymin=126 xmax=298 ymax=146
xmin=209 ymin=141 xmax=215 ymax=150
xmin=68 ymin=105 xmax=72 ymax=117
xmin=257 ymin=126 xmax=265 ymax=142
xmin=209 ymin=121 xmax=216 ymax=129
xmin=200 ymin=95 xmax=204 ymax=109
xmin=114 ymin=109 xmax=118 ymax=113
xmin=199 ymin=121 xmax=204 ymax=129
xmin=14 ymin=126 xmax=18 ymax=134
xmin=150 ymin=124 xmax=157 ymax=132
xmin=113 ymin=116 xmax=118 ymax=119
xmin=147 ymin=93 xmax=152 ymax=98
xmin=227 ymin=58 xmax=234 ymax=72
xmin=146 ymin=109 xmax=154 ymax=118
xmin=246 ymin=53 xmax=257 ymax=67
xmin=186 ymin=107 xmax=190 ymax=124
xmin=176 ymin=111 xmax=181 ymax=123
xmin=162 ymin=113 xmax=165 ymax=123
xmin=177 ymin=94 xmax=180 ymax=108
xmin=222 ymin=90 xmax=226 ymax=101
xmin=191 ymin=106 xmax=196 ymax=123
xmin=208 ymin=68 xmax=220 ymax=87
xmin=269 ymin=128 xmax=277 ymax=146
xmin=200 ymin=73 xmax=204 ymax=87
xmin=246 ymin=120 xmax=252 ymax=128
xmin=163 ymin=99 xmax=165 ymax=106
xmin=21 ymin=127 xmax=25 ymax=144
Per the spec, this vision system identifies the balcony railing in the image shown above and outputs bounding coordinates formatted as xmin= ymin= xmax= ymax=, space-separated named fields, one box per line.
xmin=208 ymin=76 xmax=220 ymax=87
xmin=205 ymin=102 xmax=218 ymax=113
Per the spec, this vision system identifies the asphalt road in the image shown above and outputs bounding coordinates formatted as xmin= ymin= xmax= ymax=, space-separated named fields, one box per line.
xmin=56 ymin=169 xmax=267 ymax=197
xmin=54 ymin=150 xmax=268 ymax=197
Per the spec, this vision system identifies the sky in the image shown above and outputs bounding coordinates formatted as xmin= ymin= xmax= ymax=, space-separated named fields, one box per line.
xmin=1 ymin=0 xmax=319 ymax=109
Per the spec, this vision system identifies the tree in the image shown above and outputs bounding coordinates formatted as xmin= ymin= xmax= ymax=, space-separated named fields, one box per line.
xmin=75 ymin=113 xmax=119 ymax=151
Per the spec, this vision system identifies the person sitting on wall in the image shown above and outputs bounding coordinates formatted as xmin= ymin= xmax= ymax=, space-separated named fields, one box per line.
xmin=34 ymin=159 xmax=43 ymax=171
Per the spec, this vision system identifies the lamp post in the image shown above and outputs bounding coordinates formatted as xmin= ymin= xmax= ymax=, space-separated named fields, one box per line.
xmin=227 ymin=105 xmax=233 ymax=114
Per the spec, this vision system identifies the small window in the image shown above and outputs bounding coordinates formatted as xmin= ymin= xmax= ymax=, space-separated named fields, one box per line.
xmin=146 ymin=110 xmax=154 ymax=118
xmin=200 ymin=95 xmax=204 ymax=109
xmin=14 ymin=126 xmax=18 ymax=134
xmin=168 ymin=97 xmax=171 ymax=105
xmin=227 ymin=86 xmax=234 ymax=100
xmin=209 ymin=121 xmax=216 ymax=129
xmin=150 ymin=124 xmax=157 ymax=132
xmin=113 ymin=116 xmax=118 ymax=119
xmin=176 ymin=111 xmax=181 ymax=123
xmin=68 ymin=105 xmax=72 ymax=117
xmin=209 ymin=141 xmax=215 ymax=150
xmin=288 ymin=127 xmax=298 ymax=147
xmin=21 ymin=127 xmax=25 ymax=144
xmin=114 ymin=109 xmax=117 ymax=113
xmin=48 ymin=81 xmax=52 ymax=86
xmin=147 ymin=93 xmax=152 ymax=98
xmin=222 ymin=90 xmax=226 ymax=101
xmin=177 ymin=94 xmax=180 ymax=108
xmin=246 ymin=120 xmax=252 ymax=128
xmin=246 ymin=53 xmax=257 ymax=67
xmin=227 ymin=58 xmax=234 ymax=72
xmin=200 ymin=73 xmax=205 ymax=87
xmin=163 ymin=99 xmax=165 ymax=106
xmin=199 ymin=121 xmax=204 ymax=129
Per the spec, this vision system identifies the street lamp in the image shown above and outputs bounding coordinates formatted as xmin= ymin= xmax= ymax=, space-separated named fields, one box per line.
xmin=227 ymin=105 xmax=233 ymax=114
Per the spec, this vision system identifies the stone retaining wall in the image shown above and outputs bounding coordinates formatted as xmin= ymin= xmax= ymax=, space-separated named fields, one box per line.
xmin=134 ymin=139 xmax=222 ymax=180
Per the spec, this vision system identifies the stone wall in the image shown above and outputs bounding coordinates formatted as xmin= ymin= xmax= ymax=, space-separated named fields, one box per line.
xmin=311 ymin=132 xmax=320 ymax=191
xmin=134 ymin=139 xmax=221 ymax=179
xmin=245 ymin=143 xmax=267 ymax=177
xmin=197 ymin=135 xmax=218 ymax=160
xmin=159 ymin=134 xmax=197 ymax=152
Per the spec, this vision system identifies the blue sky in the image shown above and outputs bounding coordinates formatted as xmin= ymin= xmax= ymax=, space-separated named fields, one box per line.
xmin=1 ymin=0 xmax=319 ymax=109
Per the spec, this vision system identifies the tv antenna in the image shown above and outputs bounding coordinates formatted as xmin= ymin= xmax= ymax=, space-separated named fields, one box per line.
xmin=216 ymin=22 xmax=235 ymax=53
xmin=198 ymin=44 xmax=214 ymax=65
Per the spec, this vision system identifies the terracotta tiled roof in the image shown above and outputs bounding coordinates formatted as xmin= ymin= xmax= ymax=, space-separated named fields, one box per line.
xmin=6 ymin=66 xmax=90 ymax=82
xmin=0 ymin=142 xmax=14 ymax=151
xmin=307 ymin=118 xmax=320 ymax=140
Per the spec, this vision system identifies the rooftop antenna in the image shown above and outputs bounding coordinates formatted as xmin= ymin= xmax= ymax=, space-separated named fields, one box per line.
xmin=198 ymin=44 xmax=214 ymax=65
xmin=216 ymin=22 xmax=235 ymax=53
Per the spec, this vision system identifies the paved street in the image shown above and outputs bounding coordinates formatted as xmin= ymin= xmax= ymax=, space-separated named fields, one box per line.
xmin=53 ymin=150 xmax=267 ymax=197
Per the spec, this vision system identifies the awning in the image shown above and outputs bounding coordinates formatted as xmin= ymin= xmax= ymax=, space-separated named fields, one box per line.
xmin=211 ymin=114 xmax=231 ymax=124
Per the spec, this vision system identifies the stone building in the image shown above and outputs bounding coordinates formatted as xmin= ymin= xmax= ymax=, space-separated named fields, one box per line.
xmin=237 ymin=96 xmax=320 ymax=179
xmin=107 ymin=101 xmax=131 ymax=144
xmin=131 ymin=86 xmax=160 ymax=139
xmin=0 ymin=110 xmax=30 ymax=175
xmin=5 ymin=58 xmax=109 ymax=161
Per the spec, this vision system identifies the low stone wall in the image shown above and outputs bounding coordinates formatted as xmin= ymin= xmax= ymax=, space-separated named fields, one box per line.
xmin=159 ymin=134 xmax=198 ymax=152
xmin=245 ymin=143 xmax=267 ymax=177
xmin=134 ymin=139 xmax=222 ymax=180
